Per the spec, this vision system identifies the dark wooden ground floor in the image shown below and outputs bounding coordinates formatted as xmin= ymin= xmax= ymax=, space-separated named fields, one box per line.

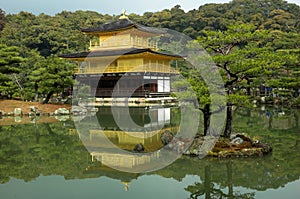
xmin=75 ymin=72 xmax=172 ymax=98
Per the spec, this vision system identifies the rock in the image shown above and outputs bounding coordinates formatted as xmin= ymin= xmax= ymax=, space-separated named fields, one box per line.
xmin=30 ymin=106 xmax=36 ymax=112
xmin=230 ymin=134 xmax=253 ymax=145
xmin=54 ymin=108 xmax=70 ymax=115
xmin=230 ymin=137 xmax=244 ymax=145
xmin=160 ymin=130 xmax=174 ymax=145
xmin=55 ymin=115 xmax=70 ymax=122
xmin=27 ymin=112 xmax=35 ymax=116
xmin=163 ymin=137 xmax=192 ymax=154
xmin=14 ymin=108 xmax=22 ymax=116
xmin=88 ymin=107 xmax=98 ymax=112
xmin=70 ymin=106 xmax=87 ymax=115
xmin=133 ymin=143 xmax=145 ymax=152
xmin=174 ymin=140 xmax=185 ymax=153
xmin=30 ymin=106 xmax=40 ymax=115
xmin=236 ymin=134 xmax=253 ymax=143
xmin=14 ymin=116 xmax=22 ymax=123
xmin=252 ymin=141 xmax=272 ymax=154
xmin=183 ymin=137 xmax=207 ymax=156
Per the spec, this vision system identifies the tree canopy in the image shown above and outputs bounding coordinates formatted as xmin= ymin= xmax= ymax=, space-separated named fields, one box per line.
xmin=0 ymin=0 xmax=299 ymax=116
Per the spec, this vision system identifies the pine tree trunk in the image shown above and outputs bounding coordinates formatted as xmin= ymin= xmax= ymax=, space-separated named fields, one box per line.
xmin=224 ymin=104 xmax=232 ymax=138
xmin=34 ymin=82 xmax=39 ymax=102
xmin=203 ymin=104 xmax=211 ymax=136
xmin=43 ymin=91 xmax=54 ymax=104
xmin=246 ymin=78 xmax=251 ymax=96
xmin=226 ymin=161 xmax=233 ymax=198
xmin=247 ymin=87 xmax=251 ymax=96
xmin=204 ymin=165 xmax=211 ymax=199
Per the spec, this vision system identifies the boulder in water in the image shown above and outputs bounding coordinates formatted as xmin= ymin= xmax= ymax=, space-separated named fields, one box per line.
xmin=160 ymin=130 xmax=174 ymax=145
xmin=133 ymin=143 xmax=145 ymax=152
xmin=54 ymin=108 xmax=70 ymax=115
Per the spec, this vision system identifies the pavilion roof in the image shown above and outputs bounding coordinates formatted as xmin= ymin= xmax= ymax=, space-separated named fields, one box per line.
xmin=60 ymin=48 xmax=182 ymax=59
xmin=81 ymin=18 xmax=165 ymax=35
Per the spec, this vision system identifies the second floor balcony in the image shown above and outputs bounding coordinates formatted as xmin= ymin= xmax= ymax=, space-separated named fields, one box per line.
xmin=74 ymin=63 xmax=178 ymax=74
xmin=89 ymin=35 xmax=159 ymax=51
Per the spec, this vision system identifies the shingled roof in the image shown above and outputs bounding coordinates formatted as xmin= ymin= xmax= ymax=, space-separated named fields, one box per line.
xmin=60 ymin=48 xmax=182 ymax=59
xmin=81 ymin=18 xmax=165 ymax=34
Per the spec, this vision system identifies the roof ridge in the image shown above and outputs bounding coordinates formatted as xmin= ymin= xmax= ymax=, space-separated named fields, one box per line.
xmin=81 ymin=18 xmax=165 ymax=34
xmin=59 ymin=47 xmax=181 ymax=59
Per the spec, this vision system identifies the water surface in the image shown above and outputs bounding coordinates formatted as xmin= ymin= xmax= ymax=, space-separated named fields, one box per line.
xmin=0 ymin=106 xmax=299 ymax=199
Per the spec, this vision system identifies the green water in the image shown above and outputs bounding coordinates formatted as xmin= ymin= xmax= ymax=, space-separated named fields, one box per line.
xmin=0 ymin=106 xmax=299 ymax=199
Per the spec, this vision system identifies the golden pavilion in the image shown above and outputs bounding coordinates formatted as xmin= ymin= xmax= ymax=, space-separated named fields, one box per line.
xmin=61 ymin=12 xmax=181 ymax=102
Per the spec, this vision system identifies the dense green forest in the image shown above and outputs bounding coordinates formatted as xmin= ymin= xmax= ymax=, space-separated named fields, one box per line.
xmin=0 ymin=0 xmax=299 ymax=102
xmin=0 ymin=0 xmax=299 ymax=136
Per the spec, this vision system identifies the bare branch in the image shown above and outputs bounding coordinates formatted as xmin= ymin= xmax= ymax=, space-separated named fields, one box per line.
xmin=225 ymin=44 xmax=235 ymax=55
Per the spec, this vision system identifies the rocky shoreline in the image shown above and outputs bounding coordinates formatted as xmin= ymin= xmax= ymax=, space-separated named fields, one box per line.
xmin=0 ymin=100 xmax=96 ymax=124
xmin=0 ymin=103 xmax=96 ymax=117
xmin=0 ymin=100 xmax=71 ymax=117
xmin=160 ymin=131 xmax=272 ymax=158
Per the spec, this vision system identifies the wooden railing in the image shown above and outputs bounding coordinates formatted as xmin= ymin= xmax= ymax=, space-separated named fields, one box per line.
xmin=74 ymin=65 xmax=178 ymax=74
xmin=90 ymin=40 xmax=158 ymax=51
xmin=94 ymin=89 xmax=170 ymax=97
xmin=95 ymin=89 xmax=146 ymax=97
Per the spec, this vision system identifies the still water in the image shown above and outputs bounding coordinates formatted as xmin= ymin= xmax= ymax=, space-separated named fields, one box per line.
xmin=0 ymin=106 xmax=299 ymax=199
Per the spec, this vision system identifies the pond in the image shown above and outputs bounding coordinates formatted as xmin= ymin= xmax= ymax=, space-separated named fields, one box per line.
xmin=0 ymin=106 xmax=299 ymax=199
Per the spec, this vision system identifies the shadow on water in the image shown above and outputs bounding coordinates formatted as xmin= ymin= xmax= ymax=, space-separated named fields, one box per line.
xmin=0 ymin=106 xmax=299 ymax=198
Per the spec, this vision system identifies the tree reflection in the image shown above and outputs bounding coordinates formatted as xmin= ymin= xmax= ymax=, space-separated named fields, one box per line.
xmin=233 ymin=106 xmax=299 ymax=131
xmin=294 ymin=111 xmax=299 ymax=128
xmin=185 ymin=162 xmax=255 ymax=199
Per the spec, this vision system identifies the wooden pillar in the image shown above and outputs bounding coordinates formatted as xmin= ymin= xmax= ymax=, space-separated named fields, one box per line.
xmin=142 ymin=77 xmax=144 ymax=93
xmin=77 ymin=61 xmax=81 ymax=72
xmin=116 ymin=76 xmax=120 ymax=95
xmin=89 ymin=77 xmax=92 ymax=96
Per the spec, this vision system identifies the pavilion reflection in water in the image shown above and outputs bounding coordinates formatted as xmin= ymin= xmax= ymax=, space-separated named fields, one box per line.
xmin=78 ymin=106 xmax=180 ymax=170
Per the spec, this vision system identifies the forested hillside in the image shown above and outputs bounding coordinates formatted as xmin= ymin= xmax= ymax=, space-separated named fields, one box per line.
xmin=0 ymin=0 xmax=299 ymax=103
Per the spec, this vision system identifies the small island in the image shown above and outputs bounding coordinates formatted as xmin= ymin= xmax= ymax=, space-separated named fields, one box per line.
xmin=159 ymin=130 xmax=272 ymax=158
